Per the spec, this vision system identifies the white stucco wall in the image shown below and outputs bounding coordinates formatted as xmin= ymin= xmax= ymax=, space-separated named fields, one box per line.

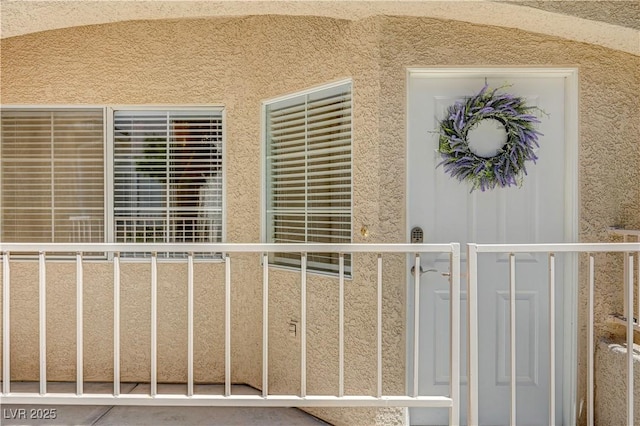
xmin=1 ymin=13 xmax=639 ymax=426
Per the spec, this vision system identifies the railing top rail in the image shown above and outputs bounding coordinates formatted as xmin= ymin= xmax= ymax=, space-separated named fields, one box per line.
xmin=470 ymin=242 xmax=640 ymax=253
xmin=2 ymin=242 xmax=636 ymax=254
xmin=0 ymin=242 xmax=458 ymax=254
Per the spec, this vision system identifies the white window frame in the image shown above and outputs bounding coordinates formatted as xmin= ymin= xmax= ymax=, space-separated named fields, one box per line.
xmin=0 ymin=105 xmax=109 ymax=247
xmin=0 ymin=105 xmax=226 ymax=259
xmin=261 ymin=79 xmax=353 ymax=276
xmin=106 ymin=105 xmax=227 ymax=258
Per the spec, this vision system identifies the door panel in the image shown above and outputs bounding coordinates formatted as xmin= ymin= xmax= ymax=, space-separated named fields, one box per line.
xmin=407 ymin=73 xmax=568 ymax=425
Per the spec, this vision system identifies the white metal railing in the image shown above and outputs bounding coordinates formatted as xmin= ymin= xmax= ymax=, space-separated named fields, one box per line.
xmin=609 ymin=228 xmax=640 ymax=333
xmin=467 ymin=242 xmax=640 ymax=426
xmin=0 ymin=243 xmax=460 ymax=424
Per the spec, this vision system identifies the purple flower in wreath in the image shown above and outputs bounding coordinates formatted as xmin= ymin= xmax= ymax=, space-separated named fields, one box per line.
xmin=437 ymin=84 xmax=545 ymax=192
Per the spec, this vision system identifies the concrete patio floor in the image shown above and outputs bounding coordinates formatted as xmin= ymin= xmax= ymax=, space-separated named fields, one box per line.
xmin=1 ymin=382 xmax=330 ymax=425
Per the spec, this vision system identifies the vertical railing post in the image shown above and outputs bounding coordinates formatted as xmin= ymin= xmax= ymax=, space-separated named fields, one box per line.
xmin=467 ymin=244 xmax=479 ymax=426
xmin=114 ymin=252 xmax=121 ymax=396
xmin=151 ymin=252 xmax=158 ymax=397
xmin=187 ymin=253 xmax=194 ymax=397
xmin=39 ymin=251 xmax=47 ymax=395
xmin=413 ymin=253 xmax=420 ymax=398
xmin=76 ymin=252 xmax=84 ymax=396
xmin=262 ymin=253 xmax=269 ymax=397
xmin=509 ymin=253 xmax=517 ymax=426
xmin=548 ymin=253 xmax=556 ymax=426
xmin=623 ymin=236 xmax=629 ymax=320
xmin=2 ymin=252 xmax=10 ymax=395
xmin=225 ymin=253 xmax=231 ymax=397
xmin=449 ymin=244 xmax=461 ymax=426
xmin=377 ymin=254 xmax=383 ymax=399
xmin=338 ymin=253 xmax=345 ymax=398
xmin=626 ymin=253 xmax=634 ymax=425
xmin=588 ymin=254 xmax=595 ymax=426
xmin=300 ymin=252 xmax=307 ymax=398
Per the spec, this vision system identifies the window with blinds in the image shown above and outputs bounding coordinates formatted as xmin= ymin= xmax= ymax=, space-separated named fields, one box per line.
xmin=265 ymin=82 xmax=352 ymax=275
xmin=1 ymin=109 xmax=105 ymax=243
xmin=113 ymin=110 xmax=223 ymax=257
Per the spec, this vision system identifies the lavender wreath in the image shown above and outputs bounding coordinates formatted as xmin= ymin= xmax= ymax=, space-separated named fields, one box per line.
xmin=437 ymin=84 xmax=543 ymax=192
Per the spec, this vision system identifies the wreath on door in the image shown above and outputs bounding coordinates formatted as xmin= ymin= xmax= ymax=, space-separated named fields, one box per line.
xmin=437 ymin=84 xmax=544 ymax=192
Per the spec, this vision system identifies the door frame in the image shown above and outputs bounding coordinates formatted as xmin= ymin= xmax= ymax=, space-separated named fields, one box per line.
xmin=404 ymin=67 xmax=579 ymax=424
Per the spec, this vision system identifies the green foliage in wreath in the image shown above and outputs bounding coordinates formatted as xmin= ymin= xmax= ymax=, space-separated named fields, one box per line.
xmin=437 ymin=84 xmax=545 ymax=192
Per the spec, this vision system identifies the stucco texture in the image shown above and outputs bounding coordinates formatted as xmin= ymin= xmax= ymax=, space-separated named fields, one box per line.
xmin=0 ymin=261 xmax=228 ymax=383
xmin=1 ymin=14 xmax=639 ymax=426
xmin=595 ymin=339 xmax=640 ymax=426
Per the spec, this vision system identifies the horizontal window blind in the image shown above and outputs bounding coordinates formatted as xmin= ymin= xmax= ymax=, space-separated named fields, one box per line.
xmin=113 ymin=110 xmax=223 ymax=257
xmin=1 ymin=109 xmax=104 ymax=243
xmin=266 ymin=82 xmax=352 ymax=275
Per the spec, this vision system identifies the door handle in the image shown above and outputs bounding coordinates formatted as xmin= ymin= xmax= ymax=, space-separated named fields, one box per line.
xmin=410 ymin=265 xmax=438 ymax=277
xmin=411 ymin=266 xmax=467 ymax=278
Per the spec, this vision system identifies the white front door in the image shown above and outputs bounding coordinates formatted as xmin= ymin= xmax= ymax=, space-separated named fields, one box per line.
xmin=407 ymin=70 xmax=576 ymax=425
